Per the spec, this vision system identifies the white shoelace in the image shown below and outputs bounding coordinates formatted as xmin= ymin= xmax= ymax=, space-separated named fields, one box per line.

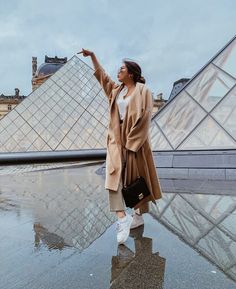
xmin=116 ymin=222 xmax=122 ymax=232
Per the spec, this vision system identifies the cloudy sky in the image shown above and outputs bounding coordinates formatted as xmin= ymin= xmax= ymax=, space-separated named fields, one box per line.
xmin=0 ymin=0 xmax=235 ymax=99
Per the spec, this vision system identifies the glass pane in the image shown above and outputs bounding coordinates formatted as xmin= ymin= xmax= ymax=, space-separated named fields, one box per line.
xmin=186 ymin=64 xmax=236 ymax=111
xmin=156 ymin=91 xmax=206 ymax=149
xmin=58 ymin=137 xmax=74 ymax=150
xmin=3 ymin=138 xmax=18 ymax=151
xmin=32 ymin=137 xmax=48 ymax=150
xmin=228 ymin=266 xmax=236 ymax=281
xmin=14 ymin=102 xmax=27 ymax=114
xmin=197 ymin=228 xmax=236 ymax=269
xmin=178 ymin=116 xmax=236 ymax=150
xmin=212 ymin=87 xmax=236 ymax=140
xmin=183 ymin=194 xmax=235 ymax=221
xmin=21 ymin=109 xmax=34 ymax=121
xmin=220 ymin=213 xmax=236 ymax=239
xmin=6 ymin=122 xmax=19 ymax=135
xmin=213 ymin=38 xmax=236 ymax=78
xmin=20 ymin=123 xmax=32 ymax=135
xmin=6 ymin=109 xmax=19 ymax=121
xmin=47 ymin=136 xmax=59 ymax=149
xmin=150 ymin=193 xmax=175 ymax=217
xmin=161 ymin=195 xmax=212 ymax=244
xmin=150 ymin=121 xmax=172 ymax=150
xmin=34 ymin=122 xmax=45 ymax=134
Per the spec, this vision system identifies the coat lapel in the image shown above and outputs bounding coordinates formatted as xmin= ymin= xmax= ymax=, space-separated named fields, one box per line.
xmin=109 ymin=85 xmax=123 ymax=148
xmin=109 ymin=83 xmax=142 ymax=152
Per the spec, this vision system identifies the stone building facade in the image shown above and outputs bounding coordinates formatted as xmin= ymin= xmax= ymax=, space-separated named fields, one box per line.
xmin=0 ymin=88 xmax=25 ymax=119
xmin=32 ymin=56 xmax=67 ymax=90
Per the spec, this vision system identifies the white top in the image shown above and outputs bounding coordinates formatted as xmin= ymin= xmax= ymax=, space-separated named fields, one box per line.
xmin=116 ymin=86 xmax=132 ymax=120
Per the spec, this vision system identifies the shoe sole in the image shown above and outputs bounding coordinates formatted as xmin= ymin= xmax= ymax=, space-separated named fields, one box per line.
xmin=130 ymin=222 xmax=144 ymax=230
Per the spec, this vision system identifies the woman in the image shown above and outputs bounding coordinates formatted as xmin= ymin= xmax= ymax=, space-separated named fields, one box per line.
xmin=79 ymin=49 xmax=162 ymax=244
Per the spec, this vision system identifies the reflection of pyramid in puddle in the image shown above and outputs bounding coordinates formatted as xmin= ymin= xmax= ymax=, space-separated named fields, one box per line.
xmin=150 ymin=193 xmax=236 ymax=281
xmin=0 ymin=56 xmax=108 ymax=152
xmin=151 ymin=36 xmax=236 ymax=150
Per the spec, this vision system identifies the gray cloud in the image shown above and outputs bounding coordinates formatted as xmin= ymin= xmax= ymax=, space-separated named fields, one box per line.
xmin=0 ymin=0 xmax=235 ymax=99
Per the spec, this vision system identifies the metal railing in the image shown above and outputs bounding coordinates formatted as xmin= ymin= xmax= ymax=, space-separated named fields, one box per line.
xmin=0 ymin=149 xmax=106 ymax=165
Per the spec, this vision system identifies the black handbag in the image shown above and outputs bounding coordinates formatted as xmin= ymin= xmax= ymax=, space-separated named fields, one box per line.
xmin=122 ymin=150 xmax=151 ymax=208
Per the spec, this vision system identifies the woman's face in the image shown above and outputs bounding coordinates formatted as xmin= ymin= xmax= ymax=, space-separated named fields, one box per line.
xmin=117 ymin=64 xmax=131 ymax=83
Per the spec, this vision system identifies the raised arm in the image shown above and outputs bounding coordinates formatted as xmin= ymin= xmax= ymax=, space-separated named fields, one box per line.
xmin=78 ymin=48 xmax=119 ymax=101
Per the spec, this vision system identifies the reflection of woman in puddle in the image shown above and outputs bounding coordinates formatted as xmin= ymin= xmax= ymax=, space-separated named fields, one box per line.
xmin=110 ymin=226 xmax=166 ymax=289
xmin=79 ymin=49 xmax=162 ymax=244
xmin=34 ymin=223 xmax=68 ymax=250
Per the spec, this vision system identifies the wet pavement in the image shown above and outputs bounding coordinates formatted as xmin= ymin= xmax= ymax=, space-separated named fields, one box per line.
xmin=0 ymin=163 xmax=236 ymax=289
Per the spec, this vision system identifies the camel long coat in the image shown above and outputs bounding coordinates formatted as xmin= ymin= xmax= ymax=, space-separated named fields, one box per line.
xmin=94 ymin=66 xmax=162 ymax=207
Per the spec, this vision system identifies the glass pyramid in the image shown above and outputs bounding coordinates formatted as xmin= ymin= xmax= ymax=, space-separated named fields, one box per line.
xmin=0 ymin=56 xmax=108 ymax=152
xmin=151 ymin=36 xmax=236 ymax=150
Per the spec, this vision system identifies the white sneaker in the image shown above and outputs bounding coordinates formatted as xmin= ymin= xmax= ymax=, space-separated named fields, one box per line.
xmin=130 ymin=213 xmax=144 ymax=229
xmin=116 ymin=214 xmax=133 ymax=244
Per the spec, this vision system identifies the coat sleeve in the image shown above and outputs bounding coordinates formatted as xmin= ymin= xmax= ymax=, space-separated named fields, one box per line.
xmin=125 ymin=88 xmax=153 ymax=152
xmin=93 ymin=65 xmax=119 ymax=102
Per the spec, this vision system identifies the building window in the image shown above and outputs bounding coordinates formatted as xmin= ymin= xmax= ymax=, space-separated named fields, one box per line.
xmin=8 ymin=104 xmax=12 ymax=111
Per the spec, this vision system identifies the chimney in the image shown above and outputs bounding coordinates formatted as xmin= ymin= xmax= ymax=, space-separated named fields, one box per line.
xmin=32 ymin=57 xmax=37 ymax=77
xmin=15 ymin=88 xmax=20 ymax=98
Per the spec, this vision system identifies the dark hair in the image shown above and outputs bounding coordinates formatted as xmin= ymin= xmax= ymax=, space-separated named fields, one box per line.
xmin=123 ymin=59 xmax=146 ymax=84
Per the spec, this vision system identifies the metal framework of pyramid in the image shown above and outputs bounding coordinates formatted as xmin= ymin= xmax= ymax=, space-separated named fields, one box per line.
xmin=150 ymin=35 xmax=236 ymax=151
xmin=0 ymin=56 xmax=108 ymax=152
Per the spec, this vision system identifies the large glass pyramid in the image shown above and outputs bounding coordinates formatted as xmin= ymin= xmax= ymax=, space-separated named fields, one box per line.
xmin=0 ymin=56 xmax=108 ymax=152
xmin=151 ymin=36 xmax=236 ymax=150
